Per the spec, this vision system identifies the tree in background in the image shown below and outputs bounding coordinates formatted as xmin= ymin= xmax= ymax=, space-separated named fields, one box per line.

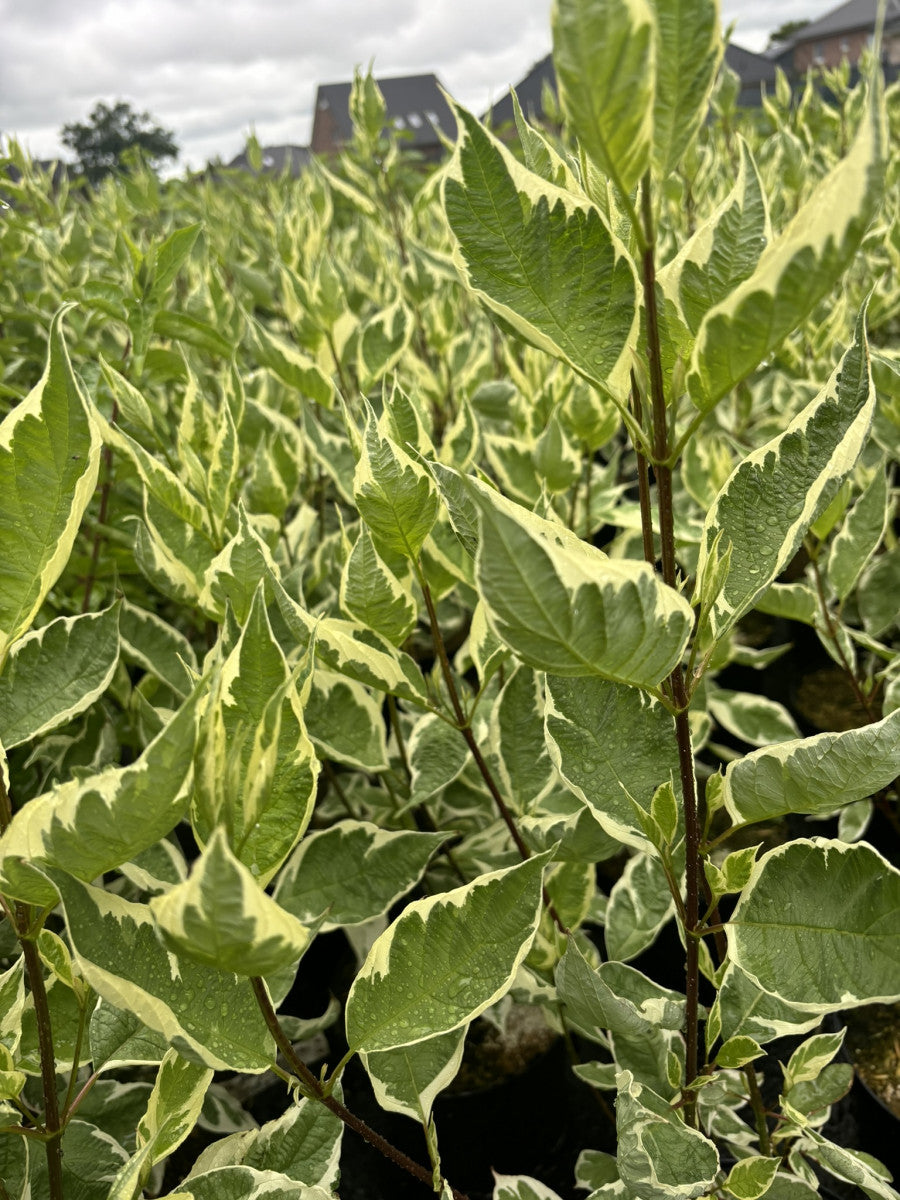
xmin=767 ymin=18 xmax=810 ymax=47
xmin=61 ymin=100 xmax=178 ymax=184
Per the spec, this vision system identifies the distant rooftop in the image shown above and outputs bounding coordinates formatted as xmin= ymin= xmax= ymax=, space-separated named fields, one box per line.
xmin=227 ymin=144 xmax=310 ymax=177
xmin=310 ymin=73 xmax=455 ymax=154
xmin=781 ymin=0 xmax=900 ymax=41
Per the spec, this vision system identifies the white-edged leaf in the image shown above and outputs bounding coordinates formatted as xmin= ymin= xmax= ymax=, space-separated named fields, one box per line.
xmin=729 ymin=839 xmax=900 ymax=1012
xmin=443 ymin=103 xmax=638 ymax=392
xmin=688 ymin=83 xmax=884 ymax=410
xmin=724 ymin=706 xmax=900 ymax=825
xmin=0 ymin=604 xmax=120 ymax=748
xmin=0 ymin=306 xmax=102 ymax=665
xmin=38 ymin=867 xmax=274 ymax=1072
xmin=545 ymin=674 xmax=679 ymax=852
xmin=362 ymin=1026 xmax=466 ymax=1122
xmin=274 ymin=820 xmax=447 ymax=929
xmin=551 ymin=0 xmax=654 ymax=195
xmin=467 ymin=478 xmax=692 ymax=687
xmin=150 ymin=828 xmax=312 ymax=976
xmin=615 ymin=1070 xmax=719 ymax=1199
xmin=696 ymin=308 xmax=875 ymax=643
xmin=0 ymin=686 xmax=200 ymax=906
xmin=345 ymin=852 xmax=551 ymax=1052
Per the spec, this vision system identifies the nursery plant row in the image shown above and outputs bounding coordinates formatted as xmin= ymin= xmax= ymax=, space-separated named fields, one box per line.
xmin=0 ymin=0 xmax=898 ymax=1197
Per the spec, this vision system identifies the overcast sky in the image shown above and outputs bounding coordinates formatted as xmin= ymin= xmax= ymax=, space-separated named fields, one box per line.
xmin=1 ymin=0 xmax=830 ymax=172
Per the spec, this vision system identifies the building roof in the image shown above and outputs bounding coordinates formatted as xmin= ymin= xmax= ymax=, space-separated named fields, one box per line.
xmin=227 ymin=144 xmax=310 ymax=176
xmin=724 ymin=42 xmax=777 ymax=86
xmin=485 ymin=43 xmax=775 ymax=127
xmin=484 ymin=55 xmax=556 ymax=128
xmin=311 ymin=73 xmax=455 ymax=151
xmin=784 ymin=0 xmax=900 ymax=42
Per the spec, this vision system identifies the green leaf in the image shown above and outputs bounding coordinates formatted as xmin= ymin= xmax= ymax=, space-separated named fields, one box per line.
xmin=688 ymin=84 xmax=884 ymax=410
xmin=651 ymin=0 xmax=722 ymax=179
xmin=724 ymin=706 xmax=900 ymax=825
xmin=545 ymin=674 xmax=679 ymax=851
xmin=605 ymin=853 xmax=675 ymax=961
xmin=362 ymin=1026 xmax=466 ymax=1122
xmin=40 ymin=868 xmax=274 ymax=1072
xmin=345 ymin=852 xmax=551 ymax=1053
xmin=443 ymin=104 xmax=638 ymax=391
xmin=150 ymin=828 xmax=312 ymax=975
xmin=0 ymin=306 xmax=102 ymax=665
xmin=724 ymin=1156 xmax=781 ymax=1200
xmin=134 ymin=1049 xmax=213 ymax=1178
xmin=696 ymin=309 xmax=875 ymax=643
xmin=783 ymin=1029 xmax=846 ymax=1089
xmin=119 ymin=601 xmax=197 ymax=698
xmin=408 ymin=713 xmax=469 ymax=803
xmin=199 ymin=504 xmax=277 ymax=624
xmin=241 ymin=1094 xmax=342 ymax=1188
xmin=708 ymin=687 xmax=799 ymax=748
xmin=274 ymin=820 xmax=446 ymax=929
xmin=801 ymin=1128 xmax=899 ymax=1200
xmin=0 ymin=603 xmax=120 ymax=748
xmin=304 ymin=670 xmax=389 ymax=772
xmin=353 ymin=400 xmax=439 ymax=561
xmin=729 ymin=839 xmax=900 ymax=1012
xmin=551 ymin=0 xmax=654 ymax=195
xmin=491 ymin=667 xmax=556 ymax=813
xmin=467 ymin=479 xmax=692 ymax=687
xmin=340 ymin=521 xmax=418 ymax=645
xmin=827 ymin=466 xmax=889 ymax=601
xmin=90 ymin=1001 xmax=170 ymax=1072
xmin=493 ymin=1175 xmax=567 ymax=1200
xmin=716 ymin=1035 xmax=764 ymax=1069
xmin=615 ymin=1070 xmax=719 ymax=1199
xmin=0 ymin=686 xmax=199 ymax=906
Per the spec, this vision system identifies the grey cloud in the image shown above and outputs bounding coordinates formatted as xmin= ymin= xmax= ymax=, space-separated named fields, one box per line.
xmin=0 ymin=0 xmax=837 ymax=169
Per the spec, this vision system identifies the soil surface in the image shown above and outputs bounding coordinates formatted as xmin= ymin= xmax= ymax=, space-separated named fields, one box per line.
xmin=844 ymin=1003 xmax=900 ymax=1119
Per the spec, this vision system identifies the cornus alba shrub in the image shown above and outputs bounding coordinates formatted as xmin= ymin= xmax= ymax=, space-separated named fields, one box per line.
xmin=1 ymin=0 xmax=899 ymax=1196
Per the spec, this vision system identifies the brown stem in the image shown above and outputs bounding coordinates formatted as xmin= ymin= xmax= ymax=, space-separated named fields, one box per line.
xmin=250 ymin=977 xmax=469 ymax=1200
xmin=419 ymin=571 xmax=568 ymax=935
xmin=18 ymin=911 xmax=63 ymax=1199
xmin=640 ymin=175 xmax=701 ymax=1124
xmin=630 ymin=371 xmax=656 ymax=568
xmin=323 ymin=761 xmax=356 ymax=818
xmin=809 ymin=553 xmax=877 ymax=721
xmin=744 ymin=1064 xmax=772 ymax=1155
xmin=387 ymin=695 xmax=412 ymax=781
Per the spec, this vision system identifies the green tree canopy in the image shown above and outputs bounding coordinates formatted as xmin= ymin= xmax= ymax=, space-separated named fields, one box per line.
xmin=767 ymin=18 xmax=810 ymax=46
xmin=61 ymin=100 xmax=178 ymax=184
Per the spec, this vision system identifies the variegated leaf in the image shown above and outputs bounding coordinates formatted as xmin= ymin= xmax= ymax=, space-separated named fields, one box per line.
xmin=151 ymin=828 xmax=312 ymax=975
xmin=0 ymin=603 xmax=120 ymax=748
xmin=0 ymin=306 xmax=102 ymax=666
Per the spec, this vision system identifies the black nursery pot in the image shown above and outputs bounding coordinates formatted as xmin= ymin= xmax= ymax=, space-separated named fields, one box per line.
xmin=834 ymin=1005 xmax=900 ymax=1176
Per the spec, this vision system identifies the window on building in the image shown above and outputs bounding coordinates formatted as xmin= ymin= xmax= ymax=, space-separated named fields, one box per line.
xmin=407 ymin=112 xmax=423 ymax=128
xmin=425 ymin=110 xmax=441 ymax=127
xmin=813 ymin=41 xmax=824 ymax=61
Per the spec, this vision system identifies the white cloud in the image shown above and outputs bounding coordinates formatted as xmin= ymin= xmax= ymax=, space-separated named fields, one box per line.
xmin=0 ymin=0 xmax=837 ymax=170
